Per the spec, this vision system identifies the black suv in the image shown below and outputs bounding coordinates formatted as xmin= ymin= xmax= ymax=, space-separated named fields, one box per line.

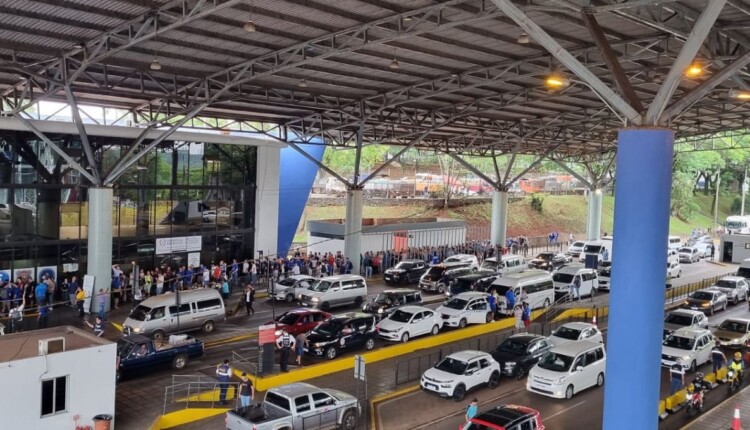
xmin=491 ymin=333 xmax=553 ymax=379
xmin=304 ymin=312 xmax=377 ymax=360
xmin=362 ymin=288 xmax=422 ymax=319
xmin=419 ymin=263 xmax=472 ymax=293
xmin=447 ymin=273 xmax=499 ymax=297
xmin=383 ymin=259 xmax=429 ymax=285
xmin=528 ymin=252 xmax=567 ymax=271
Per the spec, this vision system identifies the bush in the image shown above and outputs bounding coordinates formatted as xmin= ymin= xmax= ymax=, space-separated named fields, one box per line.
xmin=530 ymin=194 xmax=544 ymax=213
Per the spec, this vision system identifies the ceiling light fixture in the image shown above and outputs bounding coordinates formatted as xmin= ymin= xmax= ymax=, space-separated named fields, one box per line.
xmin=517 ymin=31 xmax=530 ymax=44
xmin=150 ymin=59 xmax=162 ymax=71
xmin=243 ymin=20 xmax=256 ymax=32
xmin=298 ymin=79 xmax=308 ymax=88
xmin=729 ymin=89 xmax=750 ymax=100
xmin=685 ymin=61 xmax=704 ymax=77
xmin=545 ymin=73 xmax=569 ymax=89
xmin=389 ymin=58 xmax=400 ymax=70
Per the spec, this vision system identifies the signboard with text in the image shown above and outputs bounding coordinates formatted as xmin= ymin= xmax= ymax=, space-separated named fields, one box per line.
xmin=156 ymin=236 xmax=202 ymax=255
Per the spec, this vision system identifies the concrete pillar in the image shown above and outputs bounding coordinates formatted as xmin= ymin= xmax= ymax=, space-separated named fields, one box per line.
xmin=490 ymin=189 xmax=509 ymax=247
xmin=586 ymin=188 xmax=603 ymax=241
xmin=87 ymin=187 xmax=113 ymax=314
xmin=255 ymin=146 xmax=280 ymax=257
xmin=344 ymin=188 xmax=363 ymax=275
xmin=603 ymin=128 xmax=674 ymax=430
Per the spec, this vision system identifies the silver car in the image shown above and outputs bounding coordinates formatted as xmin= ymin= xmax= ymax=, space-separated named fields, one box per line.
xmin=709 ymin=277 xmax=750 ymax=305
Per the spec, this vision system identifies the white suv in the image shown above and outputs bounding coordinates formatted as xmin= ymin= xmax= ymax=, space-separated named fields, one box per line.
xmin=436 ymin=292 xmax=493 ymax=328
xmin=710 ymin=276 xmax=750 ymax=305
xmin=527 ymin=341 xmax=606 ymax=400
xmin=420 ymin=351 xmax=501 ymax=401
xmin=663 ymin=309 xmax=708 ymax=339
xmin=661 ymin=327 xmax=713 ymax=372
xmin=273 ymin=275 xmax=316 ymax=302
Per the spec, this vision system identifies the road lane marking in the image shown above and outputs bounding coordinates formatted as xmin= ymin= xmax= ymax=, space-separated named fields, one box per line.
xmin=543 ymin=400 xmax=586 ymax=421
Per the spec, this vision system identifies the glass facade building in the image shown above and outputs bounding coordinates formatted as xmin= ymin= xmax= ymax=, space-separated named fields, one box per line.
xmin=0 ymin=129 xmax=258 ymax=280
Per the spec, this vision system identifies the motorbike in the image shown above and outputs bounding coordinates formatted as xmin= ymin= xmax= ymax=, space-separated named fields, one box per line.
xmin=685 ymin=388 xmax=705 ymax=417
xmin=727 ymin=369 xmax=743 ymax=394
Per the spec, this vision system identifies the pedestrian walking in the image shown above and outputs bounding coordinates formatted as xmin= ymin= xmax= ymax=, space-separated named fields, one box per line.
xmin=85 ymin=316 xmax=105 ymax=337
xmin=504 ymin=288 xmax=515 ymax=317
xmin=522 ymin=302 xmax=531 ymax=332
xmin=513 ymin=304 xmax=524 ymax=333
xmin=239 ymin=373 xmax=254 ymax=408
xmin=276 ymin=329 xmax=296 ymax=372
xmin=244 ymin=284 xmax=255 ymax=316
xmin=465 ymin=398 xmax=479 ymax=422
xmin=710 ymin=244 xmax=715 ymax=261
xmin=572 ymin=275 xmax=581 ymax=301
xmin=75 ymin=285 xmax=86 ymax=317
xmin=669 ymin=363 xmax=684 ymax=395
xmin=221 ymin=277 xmax=230 ymax=301
xmin=711 ymin=342 xmax=726 ymax=374
xmin=487 ymin=290 xmax=497 ymax=321
xmin=68 ymin=276 xmax=79 ymax=307
xmin=216 ymin=359 xmax=232 ymax=405
xmin=96 ymin=288 xmax=107 ymax=320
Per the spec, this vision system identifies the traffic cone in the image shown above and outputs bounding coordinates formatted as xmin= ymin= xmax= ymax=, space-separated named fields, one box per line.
xmin=733 ymin=405 xmax=741 ymax=430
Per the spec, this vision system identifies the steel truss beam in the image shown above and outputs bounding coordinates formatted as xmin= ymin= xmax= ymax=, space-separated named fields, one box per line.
xmin=64 ymin=86 xmax=101 ymax=184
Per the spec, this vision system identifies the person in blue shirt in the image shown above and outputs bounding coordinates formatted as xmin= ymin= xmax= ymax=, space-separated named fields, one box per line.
xmin=35 ymin=279 xmax=48 ymax=309
xmin=221 ymin=277 xmax=230 ymax=301
xmin=504 ymin=288 xmax=516 ymax=317
xmin=465 ymin=399 xmax=478 ymax=422
xmin=486 ymin=290 xmax=497 ymax=320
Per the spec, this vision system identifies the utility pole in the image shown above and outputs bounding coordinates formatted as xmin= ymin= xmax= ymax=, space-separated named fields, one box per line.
xmin=713 ymin=168 xmax=721 ymax=235
xmin=742 ymin=166 xmax=748 ymax=216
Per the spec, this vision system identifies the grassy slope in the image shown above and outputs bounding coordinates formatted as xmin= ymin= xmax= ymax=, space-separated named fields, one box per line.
xmin=296 ymin=193 xmax=733 ymax=241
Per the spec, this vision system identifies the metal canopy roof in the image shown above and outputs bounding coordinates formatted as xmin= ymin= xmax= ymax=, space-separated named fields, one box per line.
xmin=1 ymin=0 xmax=750 ymax=159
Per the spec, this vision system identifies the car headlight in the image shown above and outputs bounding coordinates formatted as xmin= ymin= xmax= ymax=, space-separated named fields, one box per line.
xmin=311 ymin=297 xmax=320 ymax=302
xmin=701 ymin=302 xmax=709 ymax=307
xmin=440 ymin=383 xmax=453 ymax=388
xmin=274 ymin=330 xmax=282 ymax=336
xmin=132 ymin=327 xmax=142 ymax=333
xmin=682 ymin=355 xmax=691 ymax=362
xmin=378 ymin=308 xmax=384 ymax=314
xmin=554 ymin=377 xmax=566 ymax=384
xmin=732 ymin=338 xmax=741 ymax=344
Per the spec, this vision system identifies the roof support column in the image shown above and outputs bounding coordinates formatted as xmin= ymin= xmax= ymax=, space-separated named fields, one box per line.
xmin=344 ymin=187 xmax=364 ymax=276
xmin=604 ymin=128 xmax=674 ymax=430
xmin=587 ymin=188 xmax=603 ymax=241
xmin=87 ymin=186 xmax=114 ymax=315
xmin=490 ymin=188 xmax=509 ymax=248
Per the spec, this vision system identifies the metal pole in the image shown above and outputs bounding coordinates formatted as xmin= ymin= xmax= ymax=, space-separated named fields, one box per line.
xmin=742 ymin=166 xmax=747 ymax=216
xmin=714 ymin=168 xmax=721 ymax=234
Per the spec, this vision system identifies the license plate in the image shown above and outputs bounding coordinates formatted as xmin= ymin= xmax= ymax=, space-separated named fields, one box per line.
xmin=425 ymin=383 xmax=437 ymax=390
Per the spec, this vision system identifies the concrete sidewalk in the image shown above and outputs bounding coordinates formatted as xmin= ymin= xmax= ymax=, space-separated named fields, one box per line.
xmin=682 ymin=384 xmax=750 ymax=430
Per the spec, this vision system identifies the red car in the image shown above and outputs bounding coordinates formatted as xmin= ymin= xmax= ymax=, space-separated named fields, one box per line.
xmin=460 ymin=405 xmax=544 ymax=430
xmin=267 ymin=309 xmax=331 ymax=336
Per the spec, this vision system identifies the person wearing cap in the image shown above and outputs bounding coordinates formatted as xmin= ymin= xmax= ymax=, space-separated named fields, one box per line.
xmin=275 ymin=329 xmax=296 ymax=372
xmin=216 ymin=359 xmax=232 ymax=405
xmin=239 ymin=372 xmax=255 ymax=408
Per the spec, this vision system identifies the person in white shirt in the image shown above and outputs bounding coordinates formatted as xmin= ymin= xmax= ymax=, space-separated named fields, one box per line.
xmin=292 ymin=264 xmax=300 ymax=276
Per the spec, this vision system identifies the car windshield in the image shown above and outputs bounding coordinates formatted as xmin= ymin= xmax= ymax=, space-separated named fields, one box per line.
xmin=738 ymin=268 xmax=750 ymax=279
xmin=663 ymin=335 xmax=695 ymax=350
xmin=538 ymin=352 xmax=574 ymax=372
xmin=497 ymin=338 xmax=528 ymax=355
xmin=715 ymin=280 xmax=737 ymax=289
xmin=276 ymin=312 xmax=299 ymax=325
xmin=599 ymin=261 xmax=612 ymax=268
xmin=313 ymin=320 xmax=342 ymax=336
xmin=388 ymin=310 xmax=414 ymax=323
xmin=311 ymin=280 xmax=333 ymax=292
xmin=679 ymin=247 xmax=694 ymax=254
xmin=374 ymin=293 xmax=396 ymax=304
xmin=535 ymin=253 xmax=553 ymax=260
xmin=277 ymin=278 xmax=297 ymax=287
xmin=727 ymin=220 xmax=748 ymax=229
xmin=425 ymin=267 xmax=445 ymax=277
xmin=129 ymin=305 xmax=152 ymax=321
xmin=434 ymin=357 xmax=469 ymax=375
xmin=443 ymin=298 xmax=468 ymax=310
xmin=664 ymin=314 xmax=693 ymax=326
xmin=444 ymin=256 xmax=464 ymax=263
xmin=552 ymin=273 xmax=574 ymax=283
xmin=719 ymin=320 xmax=749 ymax=333
xmin=690 ymin=291 xmax=714 ymax=301
xmin=572 ymin=241 xmax=585 ymax=248
xmin=583 ymin=244 xmax=602 ymax=253
xmin=480 ymin=260 xmax=499 ymax=270
xmin=455 ymin=278 xmax=477 ymax=290
xmin=553 ymin=326 xmax=581 ymax=340
xmin=394 ymin=262 xmax=412 ymax=271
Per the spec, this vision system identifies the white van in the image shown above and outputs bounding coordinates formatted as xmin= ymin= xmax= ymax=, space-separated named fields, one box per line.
xmin=299 ymin=275 xmax=368 ymax=311
xmin=491 ymin=270 xmax=555 ymax=312
xmin=478 ymin=255 xmax=527 ymax=275
xmin=551 ymin=265 xmax=598 ymax=301
xmin=123 ymin=288 xmax=225 ymax=339
xmin=668 ymin=235 xmax=682 ymax=251
xmin=435 ymin=292 xmax=493 ymax=328
xmin=527 ymin=340 xmax=606 ymax=399
xmin=581 ymin=241 xmax=612 ymax=262
xmin=737 ymin=258 xmax=750 ymax=280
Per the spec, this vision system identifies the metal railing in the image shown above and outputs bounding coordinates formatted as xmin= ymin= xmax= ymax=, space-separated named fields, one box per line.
xmin=232 ymin=350 xmax=259 ymax=378
xmin=162 ymin=374 xmax=240 ymax=414
xmin=664 ymin=271 xmax=736 ymax=306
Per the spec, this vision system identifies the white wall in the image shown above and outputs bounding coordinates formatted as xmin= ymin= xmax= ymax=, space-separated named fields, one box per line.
xmin=307 ymin=227 xmax=467 ymax=255
xmin=721 ymin=234 xmax=750 ymax=263
xmin=255 ymin=146 xmax=280 ymax=257
xmin=0 ymin=343 xmax=117 ymax=428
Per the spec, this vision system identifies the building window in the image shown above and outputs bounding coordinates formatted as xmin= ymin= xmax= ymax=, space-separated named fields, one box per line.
xmin=41 ymin=376 xmax=67 ymax=417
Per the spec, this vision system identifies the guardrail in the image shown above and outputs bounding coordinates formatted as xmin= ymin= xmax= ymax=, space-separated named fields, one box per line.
xmin=231 ymin=350 xmax=259 ymax=378
xmin=664 ymin=271 xmax=736 ymax=306
xmin=163 ymin=374 xmax=240 ymax=414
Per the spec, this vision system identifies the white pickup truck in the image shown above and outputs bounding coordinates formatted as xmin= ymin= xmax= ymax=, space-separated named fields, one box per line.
xmin=225 ymin=382 xmax=360 ymax=430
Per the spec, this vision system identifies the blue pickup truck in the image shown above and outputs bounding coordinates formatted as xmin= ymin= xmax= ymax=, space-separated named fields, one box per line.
xmin=116 ymin=334 xmax=204 ymax=381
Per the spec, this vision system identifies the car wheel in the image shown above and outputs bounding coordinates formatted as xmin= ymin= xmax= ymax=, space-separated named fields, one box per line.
xmin=565 ymin=384 xmax=574 ymax=400
xmin=543 ymin=298 xmax=551 ymax=308
xmin=710 ymin=305 xmax=715 ymax=316
xmin=401 ymin=332 xmax=410 ymax=343
xmin=437 ymin=284 xmax=446 ymax=294
xmin=515 ymin=366 xmax=526 ymax=380
xmin=152 ymin=330 xmax=165 ymax=341
xmin=689 ymin=360 xmax=697 ymax=373
xmin=354 ymin=296 xmax=363 ymax=307
xmin=723 ymin=301 xmax=728 ymax=311
xmin=365 ymin=338 xmax=375 ymax=350
xmin=458 ymin=318 xmax=467 ymax=329
xmin=452 ymin=384 xmax=466 ymax=402
xmin=488 ymin=371 xmax=500 ymax=389
xmin=734 ymin=295 xmax=739 ymax=306
xmin=321 ymin=302 xmax=331 ymax=312
xmin=285 ymin=294 xmax=294 ymax=303
xmin=596 ymin=372 xmax=605 ymax=387
xmin=431 ymin=325 xmax=440 ymax=335
xmin=325 ymin=346 xmax=338 ymax=360
xmin=341 ymin=410 xmax=357 ymax=430
xmin=172 ymin=354 xmax=187 ymax=370
xmin=202 ymin=321 xmax=215 ymax=334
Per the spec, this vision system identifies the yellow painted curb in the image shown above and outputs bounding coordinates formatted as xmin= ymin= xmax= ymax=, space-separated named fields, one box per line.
xmin=369 ymin=385 xmax=420 ymax=430
xmin=205 ymin=332 xmax=258 ymax=349
xmin=110 ymin=322 xmax=123 ymax=332
xmin=176 ymin=386 xmax=237 ymax=402
xmin=552 ymin=306 xmax=609 ymax=322
xmin=148 ymin=407 xmax=229 ymax=430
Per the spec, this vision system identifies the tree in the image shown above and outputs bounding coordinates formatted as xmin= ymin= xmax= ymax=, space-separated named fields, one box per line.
xmin=437 ymin=154 xmax=459 ymax=208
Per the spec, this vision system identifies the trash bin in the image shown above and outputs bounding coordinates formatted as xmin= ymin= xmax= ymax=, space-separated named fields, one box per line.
xmin=93 ymin=414 xmax=112 ymax=430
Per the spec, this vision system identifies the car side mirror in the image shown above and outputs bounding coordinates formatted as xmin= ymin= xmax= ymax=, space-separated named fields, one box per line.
xmin=466 ymin=369 xmax=475 ymax=375
xmin=576 ymin=366 xmax=584 ymax=372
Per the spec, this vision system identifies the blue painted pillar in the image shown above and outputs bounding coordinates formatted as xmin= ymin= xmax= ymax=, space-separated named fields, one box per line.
xmin=603 ymin=128 xmax=674 ymax=430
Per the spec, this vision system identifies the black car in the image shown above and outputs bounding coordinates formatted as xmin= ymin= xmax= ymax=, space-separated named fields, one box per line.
xmin=383 ymin=259 xmax=429 ymax=285
xmin=447 ymin=273 xmax=499 ymax=297
xmin=528 ymin=252 xmax=567 ymax=271
xmin=362 ymin=288 xmax=422 ymax=318
xmin=419 ymin=263 xmax=473 ymax=293
xmin=304 ymin=313 xmax=377 ymax=360
xmin=491 ymin=333 xmax=553 ymax=379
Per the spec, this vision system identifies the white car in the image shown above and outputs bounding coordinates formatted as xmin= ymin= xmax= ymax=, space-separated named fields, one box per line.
xmin=661 ymin=327 xmax=713 ymax=372
xmin=597 ymin=261 xmax=611 ymax=291
xmin=678 ymin=246 xmax=700 ymax=263
xmin=420 ymin=351 xmax=501 ymax=401
xmin=376 ymin=306 xmax=442 ymax=342
xmin=667 ymin=249 xmax=678 ymax=264
xmin=548 ymin=322 xmax=603 ymax=347
xmin=710 ymin=276 xmax=750 ymax=305
xmin=273 ymin=275 xmax=316 ymax=302
xmin=663 ymin=309 xmax=708 ymax=339
xmin=527 ymin=341 xmax=606 ymax=400
xmin=436 ymin=292 xmax=493 ymax=328
xmin=567 ymin=241 xmax=586 ymax=258
xmin=667 ymin=260 xmax=682 ymax=279
xmin=443 ymin=254 xmax=479 ymax=271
